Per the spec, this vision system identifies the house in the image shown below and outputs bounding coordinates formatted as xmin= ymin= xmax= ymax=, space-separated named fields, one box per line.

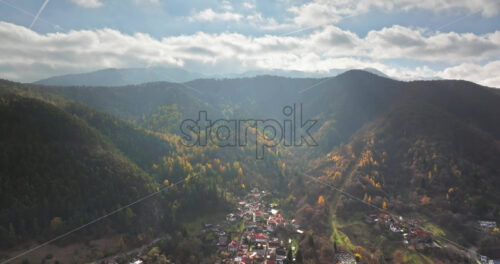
xmin=268 ymin=214 xmax=286 ymax=229
xmin=228 ymin=240 xmax=238 ymax=252
xmin=246 ymin=232 xmax=256 ymax=241
xmin=235 ymin=254 xmax=252 ymax=264
xmin=255 ymin=210 xmax=264 ymax=218
xmin=267 ymin=220 xmax=277 ymax=231
xmin=227 ymin=213 xmax=236 ymax=221
xmin=215 ymin=231 xmax=226 ymax=236
xmin=218 ymin=237 xmax=228 ymax=246
xmin=254 ymin=253 xmax=266 ymax=263
xmin=240 ymin=244 xmax=249 ymax=252
xmin=478 ymin=221 xmax=497 ymax=231
xmin=378 ymin=213 xmax=392 ymax=224
xmin=410 ymin=228 xmax=432 ymax=244
xmin=365 ymin=214 xmax=378 ymax=223
xmin=269 ymin=238 xmax=280 ymax=248
xmin=276 ymin=218 xmax=286 ymax=226
xmin=246 ymin=222 xmax=257 ymax=231
xmin=412 ymin=228 xmax=430 ymax=238
xmin=390 ymin=223 xmax=403 ymax=233
xmin=255 ymin=233 xmax=268 ymax=243
xmin=276 ymin=247 xmax=287 ymax=261
xmin=129 ymin=259 xmax=143 ymax=264
xmin=255 ymin=242 xmax=266 ymax=256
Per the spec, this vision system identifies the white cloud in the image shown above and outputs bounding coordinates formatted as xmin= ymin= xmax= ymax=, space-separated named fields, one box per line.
xmin=438 ymin=60 xmax=500 ymax=87
xmin=363 ymin=26 xmax=500 ymax=62
xmin=288 ymin=0 xmax=500 ymax=27
xmin=243 ymin=1 xmax=255 ymax=9
xmin=71 ymin=0 xmax=103 ymax=8
xmin=0 ymin=21 xmax=498 ymax=87
xmin=189 ymin=8 xmax=242 ymax=22
xmin=133 ymin=0 xmax=160 ymax=4
xmin=246 ymin=13 xmax=294 ymax=31
xmin=221 ymin=0 xmax=233 ymax=11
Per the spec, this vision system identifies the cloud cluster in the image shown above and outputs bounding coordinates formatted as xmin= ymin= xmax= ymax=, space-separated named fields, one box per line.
xmin=439 ymin=61 xmax=500 ymax=88
xmin=0 ymin=21 xmax=498 ymax=87
xmin=71 ymin=0 xmax=103 ymax=8
xmin=188 ymin=8 xmax=242 ymax=22
xmin=289 ymin=0 xmax=500 ymax=27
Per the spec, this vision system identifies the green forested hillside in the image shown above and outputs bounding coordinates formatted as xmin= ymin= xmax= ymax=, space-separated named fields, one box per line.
xmin=0 ymin=80 xmax=287 ymax=262
xmin=28 ymin=82 xmax=213 ymax=123
xmin=0 ymin=94 xmax=156 ymax=248
xmin=64 ymin=103 xmax=175 ymax=173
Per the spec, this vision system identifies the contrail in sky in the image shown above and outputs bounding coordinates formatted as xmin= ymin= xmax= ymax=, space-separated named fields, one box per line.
xmin=29 ymin=0 xmax=50 ymax=28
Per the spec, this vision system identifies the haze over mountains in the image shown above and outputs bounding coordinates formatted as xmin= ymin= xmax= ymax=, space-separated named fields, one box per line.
xmin=33 ymin=67 xmax=396 ymax=87
xmin=1 ymin=70 xmax=500 ymax=263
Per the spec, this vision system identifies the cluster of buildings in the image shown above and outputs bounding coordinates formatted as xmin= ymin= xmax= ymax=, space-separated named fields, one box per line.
xmin=477 ymin=220 xmax=498 ymax=232
xmin=217 ymin=188 xmax=301 ymax=264
xmin=365 ymin=213 xmax=434 ymax=246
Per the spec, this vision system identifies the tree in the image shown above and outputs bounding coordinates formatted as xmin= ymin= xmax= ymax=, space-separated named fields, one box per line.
xmin=124 ymin=208 xmax=136 ymax=226
xmin=118 ymin=236 xmax=125 ymax=250
xmin=8 ymin=223 xmax=17 ymax=243
xmin=296 ymin=249 xmax=303 ymax=263
xmin=420 ymin=195 xmax=431 ymax=205
xmin=50 ymin=217 xmax=63 ymax=232
xmin=354 ymin=253 xmax=361 ymax=263
xmin=307 ymin=235 xmax=315 ymax=248
xmin=286 ymin=248 xmax=293 ymax=263
xmin=317 ymin=195 xmax=325 ymax=205
xmin=141 ymin=104 xmax=182 ymax=134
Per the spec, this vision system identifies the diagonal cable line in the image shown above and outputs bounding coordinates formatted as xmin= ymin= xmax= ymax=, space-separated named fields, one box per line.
xmin=0 ymin=0 xmax=61 ymax=29
xmin=434 ymin=12 xmax=477 ymax=32
xmin=29 ymin=0 xmax=50 ymax=29
xmin=155 ymin=71 xmax=203 ymax=95
xmin=302 ymin=173 xmax=474 ymax=255
xmin=298 ymin=77 xmax=335 ymax=94
xmin=0 ymin=178 xmax=186 ymax=264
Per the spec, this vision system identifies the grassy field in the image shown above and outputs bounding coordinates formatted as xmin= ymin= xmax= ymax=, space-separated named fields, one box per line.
xmin=182 ymin=211 xmax=227 ymax=235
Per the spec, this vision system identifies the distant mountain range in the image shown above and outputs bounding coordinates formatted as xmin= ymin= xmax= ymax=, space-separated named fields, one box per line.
xmin=33 ymin=67 xmax=396 ymax=87
xmin=34 ymin=67 xmax=207 ymax=86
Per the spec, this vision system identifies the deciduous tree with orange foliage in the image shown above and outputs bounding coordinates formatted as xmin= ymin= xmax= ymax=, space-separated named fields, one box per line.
xmin=317 ymin=195 xmax=325 ymax=205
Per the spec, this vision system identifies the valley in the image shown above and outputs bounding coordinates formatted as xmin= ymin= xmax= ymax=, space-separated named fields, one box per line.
xmin=1 ymin=70 xmax=499 ymax=263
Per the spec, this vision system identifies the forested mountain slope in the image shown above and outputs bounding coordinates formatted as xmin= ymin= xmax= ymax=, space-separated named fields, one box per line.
xmin=0 ymin=94 xmax=156 ymax=248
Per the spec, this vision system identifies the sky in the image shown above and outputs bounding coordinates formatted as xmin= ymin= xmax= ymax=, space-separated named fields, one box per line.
xmin=0 ymin=0 xmax=499 ymax=87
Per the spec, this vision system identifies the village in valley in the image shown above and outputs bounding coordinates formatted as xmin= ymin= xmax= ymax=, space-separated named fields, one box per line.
xmin=97 ymin=186 xmax=499 ymax=264
xmin=212 ymin=187 xmax=303 ymax=264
